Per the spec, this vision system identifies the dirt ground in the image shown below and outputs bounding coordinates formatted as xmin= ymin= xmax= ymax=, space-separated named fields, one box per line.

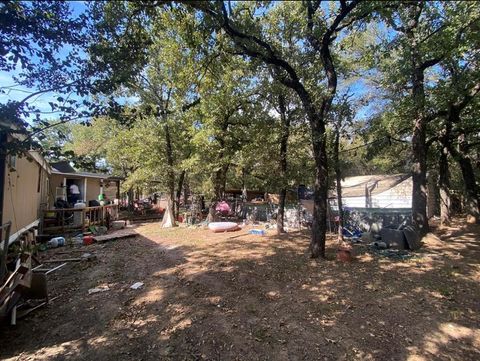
xmin=1 ymin=219 xmax=479 ymax=361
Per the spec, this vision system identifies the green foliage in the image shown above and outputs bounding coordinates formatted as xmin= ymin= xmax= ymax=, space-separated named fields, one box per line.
xmin=4 ymin=1 xmax=479 ymax=214
xmin=1 ymin=1 xmax=96 ymax=158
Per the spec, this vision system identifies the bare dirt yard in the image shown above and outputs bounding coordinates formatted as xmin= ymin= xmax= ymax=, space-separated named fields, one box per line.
xmin=1 ymin=219 xmax=479 ymax=361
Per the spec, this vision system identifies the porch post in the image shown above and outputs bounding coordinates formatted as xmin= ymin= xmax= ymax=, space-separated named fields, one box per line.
xmin=63 ymin=177 xmax=67 ymax=201
xmin=84 ymin=178 xmax=88 ymax=203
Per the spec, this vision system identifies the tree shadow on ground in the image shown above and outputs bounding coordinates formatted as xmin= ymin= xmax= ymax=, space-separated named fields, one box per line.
xmin=0 ymin=221 xmax=479 ymax=361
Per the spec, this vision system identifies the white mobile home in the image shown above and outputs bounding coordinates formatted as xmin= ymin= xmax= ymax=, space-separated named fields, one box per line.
xmin=1 ymin=123 xmax=51 ymax=245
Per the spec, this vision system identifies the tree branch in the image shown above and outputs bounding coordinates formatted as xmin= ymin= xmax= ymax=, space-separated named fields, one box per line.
xmin=181 ymin=97 xmax=201 ymax=112
xmin=16 ymin=81 xmax=78 ymax=106
xmin=418 ymin=56 xmax=443 ymax=71
xmin=418 ymin=23 xmax=448 ymax=44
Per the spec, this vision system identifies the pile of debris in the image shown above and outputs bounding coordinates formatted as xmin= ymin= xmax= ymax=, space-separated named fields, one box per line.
xmin=340 ymin=222 xmax=423 ymax=261
xmin=0 ymin=220 xmax=136 ymax=326
xmin=362 ymin=225 xmax=422 ymax=251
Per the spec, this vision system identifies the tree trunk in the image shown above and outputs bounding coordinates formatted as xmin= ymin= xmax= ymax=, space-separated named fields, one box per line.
xmin=285 ymin=68 xmax=329 ymax=258
xmin=241 ymin=168 xmax=247 ymax=220
xmin=457 ymin=131 xmax=480 ymax=223
xmin=207 ymin=202 xmax=216 ymax=223
xmin=456 ymin=133 xmax=480 ymax=223
xmin=438 ymin=148 xmax=451 ymax=226
xmin=277 ymin=188 xmax=287 ymax=233
xmin=160 ymin=194 xmax=176 ymax=228
xmin=284 ymin=76 xmax=328 ymax=258
xmin=333 ymin=126 xmax=344 ymax=242
xmin=127 ymin=187 xmax=134 ymax=212
xmin=207 ymin=115 xmax=231 ymax=224
xmin=216 ymin=164 xmax=229 ymax=200
xmin=411 ymin=114 xmax=429 ymax=235
xmin=276 ymin=93 xmax=290 ymax=234
xmin=404 ymin=5 xmax=430 ymax=236
xmin=310 ymin=119 xmax=328 ymax=258
xmin=457 ymin=156 xmax=479 ymax=222
xmin=444 ymin=104 xmax=480 ymax=223
xmin=208 ymin=163 xmax=229 ymax=223
xmin=183 ymin=175 xmax=189 ymax=211
xmin=426 ymin=170 xmax=438 ymax=220
xmin=164 ymin=121 xmax=176 ymax=227
xmin=175 ymin=170 xmax=186 ymax=220
xmin=438 ymin=122 xmax=452 ymax=226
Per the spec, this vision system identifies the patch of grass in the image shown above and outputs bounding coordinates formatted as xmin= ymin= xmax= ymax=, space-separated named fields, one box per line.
xmin=440 ymin=266 xmax=462 ymax=279
xmin=312 ymin=302 xmax=338 ymax=315
xmin=252 ymin=326 xmax=273 ymax=343
xmin=449 ymin=308 xmax=464 ymax=320
xmin=245 ymin=303 xmax=258 ymax=315
xmin=437 ymin=285 xmax=454 ymax=298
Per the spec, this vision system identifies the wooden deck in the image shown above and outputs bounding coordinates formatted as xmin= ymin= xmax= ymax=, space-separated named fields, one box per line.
xmin=40 ymin=204 xmax=119 ymax=235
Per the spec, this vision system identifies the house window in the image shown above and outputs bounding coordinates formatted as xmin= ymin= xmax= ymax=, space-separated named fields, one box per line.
xmin=8 ymin=154 xmax=16 ymax=170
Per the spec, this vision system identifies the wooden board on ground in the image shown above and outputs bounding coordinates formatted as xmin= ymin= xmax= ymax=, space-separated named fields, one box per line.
xmin=93 ymin=231 xmax=137 ymax=243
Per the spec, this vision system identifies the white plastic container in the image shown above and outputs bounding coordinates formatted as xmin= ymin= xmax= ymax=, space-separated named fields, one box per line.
xmin=48 ymin=237 xmax=65 ymax=248
xmin=73 ymin=202 xmax=86 ymax=226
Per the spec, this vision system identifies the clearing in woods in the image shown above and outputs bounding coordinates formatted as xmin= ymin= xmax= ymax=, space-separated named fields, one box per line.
xmin=1 ymin=219 xmax=479 ymax=361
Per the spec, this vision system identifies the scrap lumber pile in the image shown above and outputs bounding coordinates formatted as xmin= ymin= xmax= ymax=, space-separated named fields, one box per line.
xmin=0 ymin=221 xmax=35 ymax=324
xmin=1 ymin=223 xmax=137 ymax=325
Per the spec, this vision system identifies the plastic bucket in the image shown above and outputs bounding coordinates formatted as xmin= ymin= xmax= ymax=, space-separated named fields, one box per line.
xmin=83 ymin=235 xmax=94 ymax=245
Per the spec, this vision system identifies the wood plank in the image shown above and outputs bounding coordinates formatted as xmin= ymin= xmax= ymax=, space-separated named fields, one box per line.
xmin=93 ymin=231 xmax=137 ymax=243
xmin=0 ymin=272 xmax=22 ymax=302
xmin=45 ymin=263 xmax=67 ymax=274
xmin=16 ymin=270 xmax=32 ymax=292
xmin=43 ymin=258 xmax=86 ymax=263
xmin=17 ymin=295 xmax=61 ymax=319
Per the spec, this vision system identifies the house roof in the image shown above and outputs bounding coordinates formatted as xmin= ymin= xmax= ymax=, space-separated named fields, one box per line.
xmin=50 ymin=161 xmax=122 ymax=180
xmin=50 ymin=161 xmax=76 ymax=173
xmin=330 ymin=174 xmax=411 ymax=198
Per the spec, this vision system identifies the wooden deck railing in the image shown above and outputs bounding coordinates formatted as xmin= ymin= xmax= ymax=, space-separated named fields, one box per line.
xmin=40 ymin=204 xmax=119 ymax=234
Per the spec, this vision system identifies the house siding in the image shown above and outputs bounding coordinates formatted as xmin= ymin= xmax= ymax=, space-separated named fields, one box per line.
xmin=343 ymin=197 xmax=368 ymax=208
xmin=49 ymin=173 xmax=119 ymax=206
xmin=49 ymin=173 xmax=65 ymax=206
xmin=3 ymin=153 xmax=49 ymax=236
xmin=86 ymin=177 xmax=100 ymax=202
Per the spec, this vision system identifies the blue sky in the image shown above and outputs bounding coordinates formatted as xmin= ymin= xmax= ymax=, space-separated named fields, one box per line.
xmin=0 ymin=68 xmax=62 ymax=118
xmin=0 ymin=1 xmax=91 ymax=123
xmin=0 ymin=0 xmax=144 ymax=125
xmin=0 ymin=1 xmax=382 ymax=127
